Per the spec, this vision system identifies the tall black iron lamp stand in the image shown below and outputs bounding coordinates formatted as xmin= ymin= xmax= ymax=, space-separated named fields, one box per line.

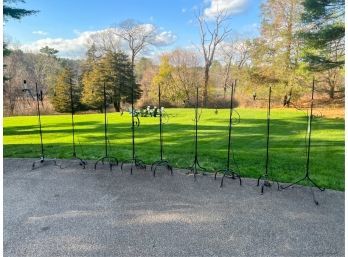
xmin=151 ymin=83 xmax=173 ymax=176
xmin=187 ymin=86 xmax=207 ymax=180
xmin=121 ymin=81 xmax=146 ymax=174
xmin=22 ymin=80 xmax=59 ymax=170
xmin=256 ymin=86 xmax=279 ymax=194
xmin=280 ymin=78 xmax=325 ymax=205
xmin=94 ymin=81 xmax=119 ymax=171
xmin=214 ymin=80 xmax=242 ymax=187
xmin=69 ymin=78 xmax=87 ymax=168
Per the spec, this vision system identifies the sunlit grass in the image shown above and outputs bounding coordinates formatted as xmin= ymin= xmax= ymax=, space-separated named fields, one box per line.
xmin=3 ymin=108 xmax=344 ymax=190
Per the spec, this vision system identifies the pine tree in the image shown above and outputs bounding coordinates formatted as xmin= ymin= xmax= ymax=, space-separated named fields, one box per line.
xmin=40 ymin=46 xmax=59 ymax=57
xmin=81 ymin=64 xmax=105 ymax=112
xmin=300 ymin=0 xmax=344 ymax=70
xmin=82 ymin=44 xmax=98 ymax=73
xmin=299 ymin=0 xmax=344 ymax=99
xmin=3 ymin=0 xmax=38 ymax=21
xmin=52 ymin=68 xmax=81 ymax=113
xmin=81 ymin=51 xmax=141 ymax=112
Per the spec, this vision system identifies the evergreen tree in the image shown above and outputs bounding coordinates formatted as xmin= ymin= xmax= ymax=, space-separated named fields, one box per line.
xmin=80 ymin=45 xmax=105 ymax=112
xmin=81 ymin=51 xmax=141 ymax=112
xmin=81 ymin=64 xmax=105 ymax=112
xmin=40 ymin=46 xmax=59 ymax=57
xmin=52 ymin=68 xmax=81 ymax=113
xmin=82 ymin=44 xmax=99 ymax=73
xmin=3 ymin=0 xmax=38 ymax=21
xmin=300 ymin=0 xmax=344 ymax=70
xmin=100 ymin=51 xmax=141 ymax=111
xmin=299 ymin=0 xmax=344 ymax=99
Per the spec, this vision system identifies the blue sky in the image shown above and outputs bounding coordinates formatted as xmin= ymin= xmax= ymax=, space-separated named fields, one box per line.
xmin=5 ymin=0 xmax=264 ymax=59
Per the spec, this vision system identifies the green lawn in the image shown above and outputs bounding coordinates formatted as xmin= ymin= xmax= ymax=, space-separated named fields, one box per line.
xmin=3 ymin=108 xmax=345 ymax=190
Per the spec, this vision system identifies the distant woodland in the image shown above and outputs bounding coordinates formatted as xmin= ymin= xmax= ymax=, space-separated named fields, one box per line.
xmin=3 ymin=0 xmax=344 ymax=116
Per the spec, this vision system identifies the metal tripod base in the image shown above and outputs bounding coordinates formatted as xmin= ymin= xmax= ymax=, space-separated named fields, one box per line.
xmin=94 ymin=156 xmax=118 ymax=171
xmin=280 ymin=175 xmax=325 ymax=205
xmin=121 ymin=158 xmax=146 ymax=174
xmin=61 ymin=157 xmax=87 ymax=169
xmin=186 ymin=158 xmax=207 ymax=180
xmin=71 ymin=157 xmax=87 ymax=169
xmin=214 ymin=169 xmax=242 ymax=187
xmin=257 ymin=174 xmax=280 ymax=194
xmin=151 ymin=160 xmax=173 ymax=177
xmin=32 ymin=156 xmax=60 ymax=170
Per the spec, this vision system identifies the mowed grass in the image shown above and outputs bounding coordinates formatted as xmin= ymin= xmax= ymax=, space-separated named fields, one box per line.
xmin=3 ymin=108 xmax=344 ymax=190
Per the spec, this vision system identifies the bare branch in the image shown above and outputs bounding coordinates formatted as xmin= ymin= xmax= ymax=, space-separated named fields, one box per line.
xmin=113 ymin=19 xmax=157 ymax=66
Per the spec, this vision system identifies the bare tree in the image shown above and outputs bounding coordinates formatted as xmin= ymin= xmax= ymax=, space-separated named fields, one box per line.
xmin=219 ymin=39 xmax=250 ymax=97
xmin=3 ymin=48 xmax=61 ymax=115
xmin=3 ymin=50 xmax=25 ymax=115
xmin=169 ymin=48 xmax=201 ymax=105
xmin=87 ymin=29 xmax=121 ymax=55
xmin=197 ymin=10 xmax=232 ymax=106
xmin=24 ymin=51 xmax=62 ymax=98
xmin=114 ymin=19 xmax=156 ymax=67
xmin=219 ymin=44 xmax=233 ymax=99
xmin=136 ymin=57 xmax=156 ymax=101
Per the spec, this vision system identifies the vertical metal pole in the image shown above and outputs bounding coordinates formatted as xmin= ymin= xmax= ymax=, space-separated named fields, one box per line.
xmin=159 ymin=84 xmax=163 ymax=160
xmin=104 ymin=81 xmax=108 ymax=157
xmin=70 ymin=78 xmax=76 ymax=157
xmin=265 ymin=86 xmax=271 ymax=176
xmin=305 ymin=78 xmax=315 ymax=177
xmin=35 ymin=82 xmax=44 ymax=158
xmin=131 ymin=80 xmax=135 ymax=160
xmin=227 ymin=81 xmax=235 ymax=170
xmin=195 ymin=86 xmax=199 ymax=166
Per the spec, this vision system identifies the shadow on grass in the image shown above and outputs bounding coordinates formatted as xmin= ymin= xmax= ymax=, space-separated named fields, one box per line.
xmin=4 ymin=116 xmax=344 ymax=190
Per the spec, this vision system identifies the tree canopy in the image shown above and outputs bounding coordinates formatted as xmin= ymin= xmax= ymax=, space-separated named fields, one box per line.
xmin=3 ymin=0 xmax=39 ymax=21
xmin=40 ymin=46 xmax=59 ymax=57
xmin=52 ymin=68 xmax=82 ymax=113
xmin=81 ymin=51 xmax=141 ymax=112
xmin=300 ymin=0 xmax=345 ymax=70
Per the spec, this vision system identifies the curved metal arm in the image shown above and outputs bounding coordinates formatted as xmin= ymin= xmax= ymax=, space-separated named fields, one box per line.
xmin=161 ymin=111 xmax=170 ymax=124
xmin=232 ymin=109 xmax=241 ymax=125
xmin=133 ymin=116 xmax=140 ymax=127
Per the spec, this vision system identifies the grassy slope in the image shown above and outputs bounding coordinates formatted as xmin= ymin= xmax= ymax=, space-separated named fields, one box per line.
xmin=3 ymin=108 xmax=345 ymax=190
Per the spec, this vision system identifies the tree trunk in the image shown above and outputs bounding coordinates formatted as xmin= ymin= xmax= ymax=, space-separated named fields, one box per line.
xmin=329 ymin=85 xmax=335 ymax=99
xmin=113 ymin=88 xmax=121 ymax=112
xmin=113 ymin=100 xmax=120 ymax=112
xmin=184 ymin=89 xmax=191 ymax=107
xmin=9 ymin=98 xmax=15 ymax=116
xmin=327 ymin=71 xmax=336 ymax=99
xmin=8 ymin=85 xmax=16 ymax=116
xmin=203 ymin=65 xmax=209 ymax=107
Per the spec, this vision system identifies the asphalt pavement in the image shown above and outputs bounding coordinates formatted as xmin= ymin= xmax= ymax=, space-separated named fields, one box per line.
xmin=3 ymin=158 xmax=344 ymax=257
